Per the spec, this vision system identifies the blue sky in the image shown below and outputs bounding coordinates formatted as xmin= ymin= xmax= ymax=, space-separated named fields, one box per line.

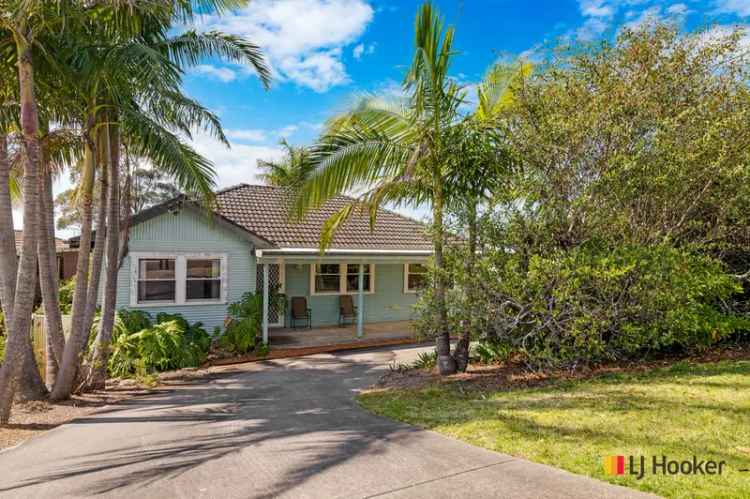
xmin=37 ymin=0 xmax=750 ymax=236
xmin=179 ymin=0 xmax=750 ymax=191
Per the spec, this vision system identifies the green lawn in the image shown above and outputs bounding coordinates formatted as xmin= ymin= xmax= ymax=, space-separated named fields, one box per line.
xmin=358 ymin=360 xmax=750 ymax=499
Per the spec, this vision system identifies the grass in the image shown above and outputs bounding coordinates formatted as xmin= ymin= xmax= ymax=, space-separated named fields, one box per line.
xmin=358 ymin=360 xmax=750 ymax=499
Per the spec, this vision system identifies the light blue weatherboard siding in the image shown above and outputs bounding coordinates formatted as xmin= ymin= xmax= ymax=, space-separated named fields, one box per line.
xmin=284 ymin=263 xmax=417 ymax=327
xmin=115 ymin=208 xmax=256 ymax=332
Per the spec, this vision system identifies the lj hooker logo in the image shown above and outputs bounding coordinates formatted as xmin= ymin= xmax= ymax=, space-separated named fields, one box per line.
xmin=604 ymin=455 xmax=728 ymax=480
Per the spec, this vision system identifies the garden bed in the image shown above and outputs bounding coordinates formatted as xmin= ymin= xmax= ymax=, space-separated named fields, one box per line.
xmin=358 ymin=346 xmax=750 ymax=498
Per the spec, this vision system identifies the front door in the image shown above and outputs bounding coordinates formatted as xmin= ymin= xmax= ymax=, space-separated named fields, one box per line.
xmin=256 ymin=262 xmax=285 ymax=327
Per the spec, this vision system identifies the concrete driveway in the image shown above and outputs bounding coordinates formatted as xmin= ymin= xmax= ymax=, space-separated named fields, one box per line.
xmin=0 ymin=345 xmax=654 ymax=498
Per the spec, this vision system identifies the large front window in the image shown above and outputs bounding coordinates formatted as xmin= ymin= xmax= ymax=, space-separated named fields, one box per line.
xmin=186 ymin=258 xmax=221 ymax=301
xmin=131 ymin=253 xmax=226 ymax=306
xmin=310 ymin=263 xmax=375 ymax=295
xmin=138 ymin=258 xmax=176 ymax=302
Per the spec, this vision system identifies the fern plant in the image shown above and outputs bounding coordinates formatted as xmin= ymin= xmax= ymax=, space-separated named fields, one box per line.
xmin=219 ymin=292 xmax=263 ymax=354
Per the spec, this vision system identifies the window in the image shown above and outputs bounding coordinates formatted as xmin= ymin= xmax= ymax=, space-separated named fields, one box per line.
xmin=138 ymin=258 xmax=176 ymax=302
xmin=186 ymin=258 xmax=221 ymax=301
xmin=310 ymin=263 xmax=375 ymax=295
xmin=131 ymin=253 xmax=226 ymax=306
xmin=404 ymin=263 xmax=428 ymax=293
xmin=346 ymin=264 xmax=372 ymax=293
xmin=313 ymin=264 xmax=341 ymax=293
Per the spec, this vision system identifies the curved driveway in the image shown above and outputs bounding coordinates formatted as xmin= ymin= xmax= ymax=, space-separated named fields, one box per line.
xmin=0 ymin=345 xmax=654 ymax=498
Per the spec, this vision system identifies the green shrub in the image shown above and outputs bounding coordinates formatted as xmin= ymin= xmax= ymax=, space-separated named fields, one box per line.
xmin=0 ymin=332 xmax=5 ymax=363
xmin=108 ymin=310 xmax=210 ymax=377
xmin=58 ymin=278 xmax=75 ymax=314
xmin=432 ymin=244 xmax=750 ymax=369
xmin=473 ymin=341 xmax=512 ymax=365
xmin=412 ymin=350 xmax=437 ymax=369
xmin=218 ymin=292 xmax=263 ymax=354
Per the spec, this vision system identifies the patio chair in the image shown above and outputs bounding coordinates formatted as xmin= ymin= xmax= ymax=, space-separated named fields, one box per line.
xmin=339 ymin=294 xmax=357 ymax=327
xmin=290 ymin=296 xmax=312 ymax=329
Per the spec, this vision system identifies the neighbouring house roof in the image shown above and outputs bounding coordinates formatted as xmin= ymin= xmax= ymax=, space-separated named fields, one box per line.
xmin=14 ymin=230 xmax=71 ymax=254
xmin=214 ymin=184 xmax=432 ymax=251
xmin=132 ymin=184 xmax=433 ymax=252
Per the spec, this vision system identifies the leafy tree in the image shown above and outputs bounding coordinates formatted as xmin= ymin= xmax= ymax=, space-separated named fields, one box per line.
xmin=456 ymin=24 xmax=750 ymax=368
xmin=503 ymin=24 xmax=750 ymax=257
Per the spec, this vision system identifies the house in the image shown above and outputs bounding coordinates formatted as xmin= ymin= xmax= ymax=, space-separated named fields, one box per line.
xmin=14 ymin=230 xmax=79 ymax=281
xmin=116 ymin=184 xmax=432 ymax=343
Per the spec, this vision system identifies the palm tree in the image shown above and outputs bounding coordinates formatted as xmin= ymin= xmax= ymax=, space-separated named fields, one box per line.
xmin=0 ymin=0 xmax=67 ymax=422
xmin=296 ymin=2 xmax=463 ymax=374
xmin=258 ymin=139 xmax=314 ymax=189
xmin=444 ymin=61 xmax=531 ymax=371
xmin=51 ymin=2 xmax=271 ymax=399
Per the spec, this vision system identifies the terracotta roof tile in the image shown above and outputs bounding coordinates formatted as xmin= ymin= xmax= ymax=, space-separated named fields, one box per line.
xmin=214 ymin=184 xmax=432 ymax=250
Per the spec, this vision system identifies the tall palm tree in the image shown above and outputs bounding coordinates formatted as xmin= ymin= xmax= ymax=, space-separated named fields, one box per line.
xmin=51 ymin=2 xmax=271 ymax=399
xmin=258 ymin=139 xmax=314 ymax=189
xmin=296 ymin=2 xmax=463 ymax=374
xmin=444 ymin=61 xmax=531 ymax=371
xmin=0 ymin=0 xmax=67 ymax=422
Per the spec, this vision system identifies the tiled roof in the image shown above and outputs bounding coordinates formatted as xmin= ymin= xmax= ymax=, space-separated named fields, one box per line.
xmin=214 ymin=184 xmax=432 ymax=250
xmin=14 ymin=230 xmax=70 ymax=253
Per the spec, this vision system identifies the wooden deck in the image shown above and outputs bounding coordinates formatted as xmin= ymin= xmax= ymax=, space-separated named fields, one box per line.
xmin=269 ymin=320 xmax=417 ymax=349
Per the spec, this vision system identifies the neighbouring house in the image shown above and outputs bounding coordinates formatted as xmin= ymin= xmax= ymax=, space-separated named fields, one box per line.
xmin=14 ymin=230 xmax=79 ymax=281
xmin=116 ymin=184 xmax=432 ymax=342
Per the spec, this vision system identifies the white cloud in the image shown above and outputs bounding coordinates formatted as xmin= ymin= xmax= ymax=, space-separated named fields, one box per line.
xmin=197 ymin=0 xmax=374 ymax=92
xmin=624 ymin=6 xmax=664 ymax=30
xmin=190 ymin=130 xmax=284 ymax=187
xmin=577 ymin=16 xmax=611 ymax=40
xmin=352 ymin=42 xmax=375 ymax=59
xmin=667 ymin=3 xmax=690 ymax=16
xmin=574 ymin=0 xmax=696 ymax=41
xmin=191 ymin=64 xmax=238 ymax=82
xmin=580 ymin=0 xmax=614 ymax=18
xmin=278 ymin=47 xmax=349 ymax=91
xmin=225 ymin=128 xmax=268 ymax=142
xmin=714 ymin=0 xmax=750 ymax=17
xmin=277 ymin=124 xmax=299 ymax=138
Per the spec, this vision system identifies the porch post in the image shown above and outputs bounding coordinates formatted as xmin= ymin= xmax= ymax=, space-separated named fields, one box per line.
xmin=262 ymin=262 xmax=269 ymax=345
xmin=357 ymin=262 xmax=364 ymax=338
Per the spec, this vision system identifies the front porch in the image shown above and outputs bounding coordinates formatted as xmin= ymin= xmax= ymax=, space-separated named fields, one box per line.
xmin=256 ymin=249 xmax=430 ymax=346
xmin=270 ymin=320 xmax=416 ymax=349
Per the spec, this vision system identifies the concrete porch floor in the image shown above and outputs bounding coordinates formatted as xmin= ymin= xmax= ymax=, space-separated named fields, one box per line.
xmin=269 ymin=320 xmax=416 ymax=349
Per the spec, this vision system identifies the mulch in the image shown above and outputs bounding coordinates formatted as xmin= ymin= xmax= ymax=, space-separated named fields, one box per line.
xmin=369 ymin=344 xmax=750 ymax=394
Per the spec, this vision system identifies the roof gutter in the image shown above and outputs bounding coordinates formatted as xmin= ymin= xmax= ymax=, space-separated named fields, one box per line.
xmin=257 ymin=247 xmax=433 ymax=257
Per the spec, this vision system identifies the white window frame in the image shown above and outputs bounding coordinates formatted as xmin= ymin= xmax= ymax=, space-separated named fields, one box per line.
xmin=403 ymin=262 xmax=428 ymax=294
xmin=309 ymin=263 xmax=375 ymax=296
xmin=130 ymin=252 xmax=228 ymax=307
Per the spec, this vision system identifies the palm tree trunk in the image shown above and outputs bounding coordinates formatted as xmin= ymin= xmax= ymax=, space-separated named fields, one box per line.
xmin=0 ymin=133 xmax=16 ymax=322
xmin=36 ymin=142 xmax=66 ymax=382
xmin=453 ymin=201 xmax=477 ymax=372
xmin=433 ymin=169 xmax=456 ymax=375
xmin=50 ymin=132 xmax=97 ymax=401
xmin=0 ymin=38 xmax=44 ymax=422
xmin=0 ymin=132 xmax=46 ymax=403
xmin=87 ymin=119 xmax=120 ymax=390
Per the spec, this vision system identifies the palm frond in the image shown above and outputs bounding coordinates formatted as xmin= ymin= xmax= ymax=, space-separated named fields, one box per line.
xmin=166 ymin=30 xmax=271 ymax=89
